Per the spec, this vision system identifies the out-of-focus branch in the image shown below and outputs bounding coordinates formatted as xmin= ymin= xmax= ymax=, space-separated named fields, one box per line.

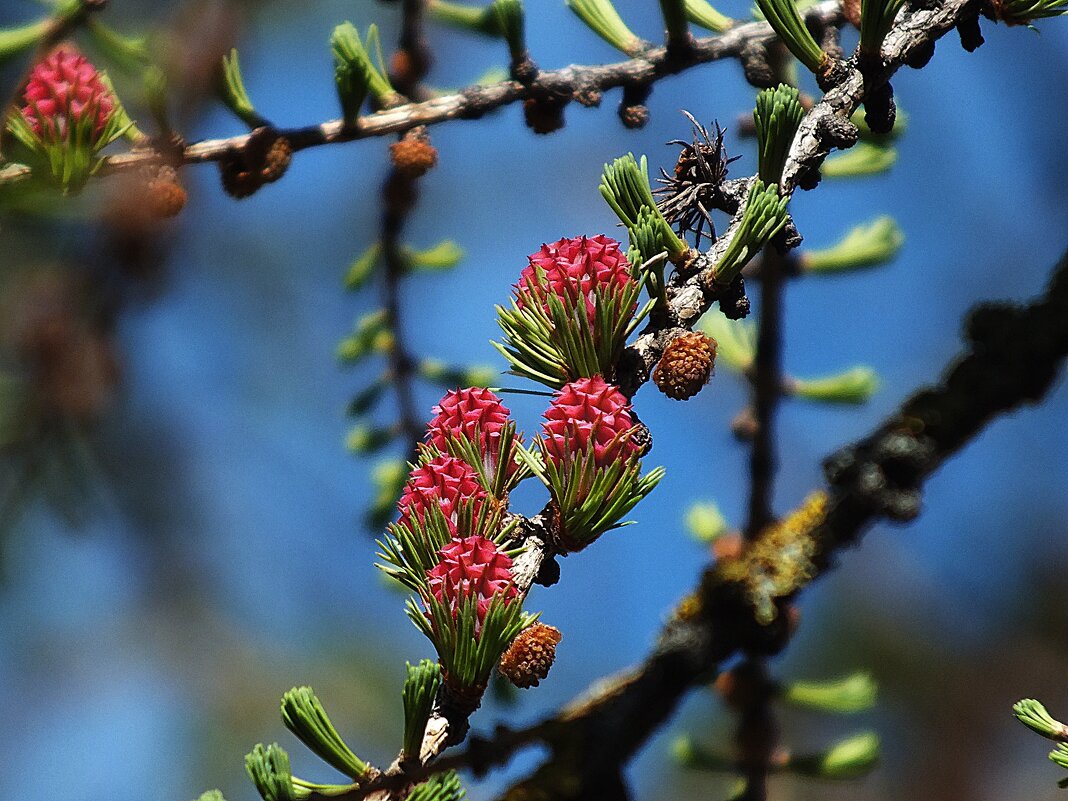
xmin=817 ymin=249 xmax=1068 ymax=535
xmin=737 ymin=245 xmax=788 ymax=801
xmin=378 ymin=0 xmax=433 ymax=460
xmin=380 ymin=187 xmax=425 ymax=455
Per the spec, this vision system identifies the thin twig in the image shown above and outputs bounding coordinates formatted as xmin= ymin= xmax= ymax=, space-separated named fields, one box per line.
xmin=381 ymin=2 xmax=432 ymax=462
xmin=380 ymin=180 xmax=425 ymax=459
xmin=738 ymin=242 xmax=788 ymax=801
xmin=745 ymin=244 xmax=785 ymax=536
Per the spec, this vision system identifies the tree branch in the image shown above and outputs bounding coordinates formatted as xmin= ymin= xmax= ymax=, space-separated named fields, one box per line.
xmin=30 ymin=3 xmax=842 ymax=181
xmin=781 ymin=0 xmax=981 ymax=191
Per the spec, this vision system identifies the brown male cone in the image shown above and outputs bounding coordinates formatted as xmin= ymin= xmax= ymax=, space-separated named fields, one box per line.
xmin=145 ymin=166 xmax=187 ymax=218
xmin=390 ymin=128 xmax=438 ymax=178
xmin=499 ymin=623 xmax=562 ymax=689
xmin=653 ymin=331 xmax=717 ymax=400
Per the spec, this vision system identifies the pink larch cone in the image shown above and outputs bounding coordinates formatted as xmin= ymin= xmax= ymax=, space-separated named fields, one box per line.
xmin=426 ymin=387 xmax=519 ymax=482
xmin=541 ymin=375 xmax=640 ymax=469
xmin=397 ymin=454 xmax=486 ymax=533
xmin=22 ymin=48 xmax=115 ymax=143
xmin=516 ymin=235 xmax=636 ymax=324
xmin=427 ymin=535 xmax=518 ymax=626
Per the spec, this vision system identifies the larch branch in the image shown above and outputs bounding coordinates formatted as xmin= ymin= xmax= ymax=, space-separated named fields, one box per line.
xmin=59 ymin=3 xmax=842 ymax=179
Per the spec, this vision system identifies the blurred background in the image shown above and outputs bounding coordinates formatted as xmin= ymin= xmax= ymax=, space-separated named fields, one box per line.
xmin=0 ymin=0 xmax=1066 ymax=799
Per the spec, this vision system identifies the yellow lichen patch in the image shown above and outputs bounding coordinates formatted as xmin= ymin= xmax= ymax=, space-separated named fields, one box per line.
xmin=671 ymin=592 xmax=704 ymax=623
xmin=718 ymin=491 xmax=829 ymax=625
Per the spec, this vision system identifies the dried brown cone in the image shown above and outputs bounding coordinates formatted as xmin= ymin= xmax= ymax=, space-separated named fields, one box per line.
xmin=619 ymin=103 xmax=649 ymax=129
xmin=218 ymin=128 xmax=292 ymax=198
xmin=499 ymin=623 xmax=562 ymax=689
xmin=390 ymin=48 xmax=416 ymax=88
xmin=653 ymin=331 xmax=717 ymax=400
xmin=655 ymin=113 xmax=739 ymax=248
xmin=219 ymin=152 xmax=261 ymax=199
xmin=389 ymin=128 xmax=438 ymax=178
xmin=523 ymin=97 xmax=566 ymax=135
xmin=389 ymin=46 xmax=430 ymax=93
xmin=144 ymin=166 xmax=187 ymax=218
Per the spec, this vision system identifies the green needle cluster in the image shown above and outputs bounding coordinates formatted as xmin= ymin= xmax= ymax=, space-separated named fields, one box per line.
xmin=408 ymin=771 xmax=467 ymax=801
xmin=783 ymin=673 xmax=877 ymax=713
xmin=1014 ymin=699 xmax=1068 ymax=788
xmin=0 ymin=0 xmax=85 ymax=66
xmin=822 ymin=142 xmax=897 ymax=177
xmin=753 ymin=0 xmax=827 ymax=75
xmin=792 ymin=367 xmax=880 ymax=404
xmin=788 ymin=732 xmax=881 ymax=779
xmin=245 ymin=744 xmax=298 ymax=801
xmin=219 ymin=49 xmax=263 ymax=128
xmin=409 ymin=593 xmax=536 ymax=692
xmin=684 ymin=0 xmax=734 ymax=32
xmin=331 ymin=23 xmax=396 ymax=125
xmin=600 ymin=153 xmax=687 ymax=261
xmin=803 ymin=216 xmax=903 ymax=273
xmin=754 ymin=84 xmax=806 ymax=184
xmin=280 ymin=687 xmax=370 ymax=780
xmin=403 ymin=660 xmax=443 ymax=761
xmin=992 ymin=0 xmax=1068 ymax=24
xmin=712 ymin=179 xmax=790 ymax=284
xmin=1014 ymin=699 xmax=1068 ymax=740
xmin=566 ymin=0 xmax=646 ymax=55
xmin=428 ymin=1 xmax=526 ymax=61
